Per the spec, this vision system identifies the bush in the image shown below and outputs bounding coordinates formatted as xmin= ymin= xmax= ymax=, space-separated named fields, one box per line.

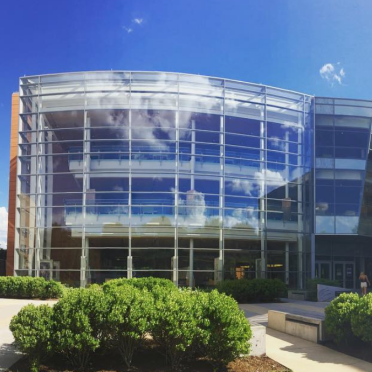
xmin=103 ymin=276 xmax=176 ymax=293
xmin=195 ymin=290 xmax=252 ymax=367
xmin=151 ymin=288 xmax=206 ymax=370
xmin=10 ymin=280 xmax=253 ymax=371
xmin=106 ymin=286 xmax=154 ymax=368
xmin=52 ymin=286 xmax=108 ymax=370
xmin=216 ymin=278 xmax=287 ymax=303
xmin=42 ymin=279 xmax=65 ymax=299
xmin=351 ymin=293 xmax=372 ymax=344
xmin=325 ymin=292 xmax=360 ymax=345
xmin=27 ymin=277 xmax=47 ymax=298
xmin=10 ymin=304 xmax=53 ymax=372
xmin=0 ymin=276 xmax=64 ymax=299
xmin=307 ymin=278 xmax=339 ymax=301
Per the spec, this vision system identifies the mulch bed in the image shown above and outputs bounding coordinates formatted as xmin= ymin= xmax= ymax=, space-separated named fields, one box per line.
xmin=9 ymin=347 xmax=290 ymax=372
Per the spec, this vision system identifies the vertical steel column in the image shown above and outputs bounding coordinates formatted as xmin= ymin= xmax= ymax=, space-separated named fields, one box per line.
xmin=128 ymin=73 xmax=133 ymax=279
xmin=173 ymin=74 xmax=180 ymax=286
xmin=311 ymin=96 xmax=317 ymax=280
xmin=260 ymin=87 xmax=267 ymax=278
xmin=80 ymin=75 xmax=88 ymax=287
xmin=218 ymin=79 xmax=226 ymax=283
xmin=284 ymin=131 xmax=290 ymax=285
xmin=34 ymin=76 xmax=42 ymax=277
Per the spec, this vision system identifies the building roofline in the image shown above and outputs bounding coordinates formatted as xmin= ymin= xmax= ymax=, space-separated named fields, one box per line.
xmin=20 ymin=70 xmax=314 ymax=98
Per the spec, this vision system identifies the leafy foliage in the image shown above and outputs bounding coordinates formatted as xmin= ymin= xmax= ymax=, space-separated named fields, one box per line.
xmin=10 ymin=304 xmax=53 ymax=372
xmin=151 ymin=288 xmax=207 ymax=371
xmin=106 ymin=286 xmax=154 ymax=368
xmin=102 ymin=276 xmax=177 ymax=293
xmin=325 ymin=292 xmax=360 ymax=345
xmin=52 ymin=286 xmax=108 ymax=370
xmin=0 ymin=276 xmax=64 ymax=299
xmin=10 ymin=278 xmax=252 ymax=371
xmin=216 ymin=278 xmax=287 ymax=303
xmin=195 ymin=290 xmax=252 ymax=367
xmin=351 ymin=293 xmax=372 ymax=344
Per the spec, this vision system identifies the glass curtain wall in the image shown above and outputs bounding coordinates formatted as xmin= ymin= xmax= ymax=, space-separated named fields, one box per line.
xmin=315 ymin=98 xmax=372 ymax=288
xmin=16 ymin=72 xmax=314 ymax=288
xmin=315 ymin=98 xmax=372 ymax=234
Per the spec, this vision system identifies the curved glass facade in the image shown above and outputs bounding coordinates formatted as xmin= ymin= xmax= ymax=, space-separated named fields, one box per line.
xmin=14 ymin=71 xmax=314 ymax=288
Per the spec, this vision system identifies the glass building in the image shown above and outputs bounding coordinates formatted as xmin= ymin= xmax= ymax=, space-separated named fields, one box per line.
xmin=11 ymin=70 xmax=362 ymax=290
xmin=315 ymin=98 xmax=372 ymax=288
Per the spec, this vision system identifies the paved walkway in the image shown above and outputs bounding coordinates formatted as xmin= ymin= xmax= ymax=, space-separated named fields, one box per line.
xmin=240 ymin=299 xmax=372 ymax=372
xmin=0 ymin=299 xmax=56 ymax=372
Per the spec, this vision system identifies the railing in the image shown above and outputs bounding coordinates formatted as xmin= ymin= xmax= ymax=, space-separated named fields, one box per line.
xmin=68 ymin=146 xmax=263 ymax=167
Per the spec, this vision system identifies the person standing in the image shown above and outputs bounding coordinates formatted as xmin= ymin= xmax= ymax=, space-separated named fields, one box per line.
xmin=359 ymin=271 xmax=370 ymax=296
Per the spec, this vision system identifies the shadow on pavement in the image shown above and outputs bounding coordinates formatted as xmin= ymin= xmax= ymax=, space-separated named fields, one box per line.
xmin=0 ymin=343 xmax=23 ymax=371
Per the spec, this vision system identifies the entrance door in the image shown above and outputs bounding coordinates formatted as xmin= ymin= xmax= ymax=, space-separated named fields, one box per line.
xmin=333 ymin=262 xmax=355 ymax=289
xmin=315 ymin=262 xmax=331 ymax=280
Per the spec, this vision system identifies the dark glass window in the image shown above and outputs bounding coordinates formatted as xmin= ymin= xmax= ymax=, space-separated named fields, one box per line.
xmin=225 ymin=134 xmax=260 ymax=148
xmin=316 ymin=130 xmax=334 ymax=146
xmin=335 ymin=129 xmax=369 ymax=148
xmin=225 ymin=116 xmax=260 ymax=136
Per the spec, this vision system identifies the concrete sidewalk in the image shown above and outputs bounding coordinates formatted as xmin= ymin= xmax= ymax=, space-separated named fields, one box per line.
xmin=241 ymin=300 xmax=372 ymax=372
xmin=0 ymin=299 xmax=56 ymax=372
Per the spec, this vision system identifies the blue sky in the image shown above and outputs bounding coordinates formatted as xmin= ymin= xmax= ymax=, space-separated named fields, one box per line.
xmin=0 ymin=0 xmax=371 ymax=246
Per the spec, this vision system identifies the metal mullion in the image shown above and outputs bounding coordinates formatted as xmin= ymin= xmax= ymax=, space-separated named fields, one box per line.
xmin=219 ymin=79 xmax=225 ymax=282
xmin=174 ymin=73 xmax=180 ymax=286
xmin=80 ymin=74 xmax=88 ymax=287
xmin=34 ymin=76 xmax=42 ymax=277
xmin=262 ymin=86 xmax=268 ymax=278
xmin=128 ymin=72 xmax=133 ymax=279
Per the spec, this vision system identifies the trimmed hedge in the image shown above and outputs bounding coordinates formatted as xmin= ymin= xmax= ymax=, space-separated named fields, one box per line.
xmin=10 ymin=304 xmax=53 ymax=372
xmin=0 ymin=276 xmax=65 ymax=299
xmin=351 ymin=293 xmax=372 ymax=345
xmin=102 ymin=276 xmax=177 ymax=293
xmin=106 ymin=285 xmax=155 ymax=368
xmin=307 ymin=278 xmax=339 ymax=301
xmin=325 ymin=292 xmax=360 ymax=345
xmin=11 ymin=278 xmax=252 ymax=371
xmin=194 ymin=290 xmax=252 ymax=367
xmin=324 ymin=293 xmax=372 ymax=347
xmin=216 ymin=278 xmax=287 ymax=303
xmin=52 ymin=286 xmax=108 ymax=370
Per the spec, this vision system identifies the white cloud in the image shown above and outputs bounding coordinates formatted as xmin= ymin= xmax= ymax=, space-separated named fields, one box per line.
xmin=319 ymin=63 xmax=345 ymax=85
xmin=0 ymin=207 xmax=8 ymax=249
xmin=228 ymin=179 xmax=254 ymax=196
xmin=122 ymin=26 xmax=133 ymax=34
xmin=133 ymin=18 xmax=143 ymax=25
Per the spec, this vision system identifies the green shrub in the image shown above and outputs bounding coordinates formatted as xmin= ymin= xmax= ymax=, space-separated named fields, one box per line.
xmin=52 ymin=286 xmax=108 ymax=370
xmin=27 ymin=277 xmax=46 ymax=298
xmin=151 ymin=288 xmax=206 ymax=370
xmin=351 ymin=293 xmax=372 ymax=344
xmin=307 ymin=278 xmax=339 ymax=301
xmin=2 ymin=277 xmax=28 ymax=298
xmin=103 ymin=276 xmax=176 ymax=293
xmin=216 ymin=278 xmax=287 ymax=303
xmin=325 ymin=292 xmax=360 ymax=345
xmin=10 ymin=304 xmax=53 ymax=372
xmin=42 ymin=279 xmax=65 ymax=299
xmin=0 ymin=276 xmax=64 ymax=299
xmin=195 ymin=290 xmax=252 ymax=367
xmin=106 ymin=286 xmax=154 ymax=368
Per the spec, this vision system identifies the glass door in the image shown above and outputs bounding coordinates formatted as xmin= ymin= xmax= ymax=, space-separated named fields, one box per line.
xmin=333 ymin=262 xmax=355 ymax=289
xmin=315 ymin=261 xmax=331 ymax=279
xmin=345 ymin=263 xmax=354 ymax=289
